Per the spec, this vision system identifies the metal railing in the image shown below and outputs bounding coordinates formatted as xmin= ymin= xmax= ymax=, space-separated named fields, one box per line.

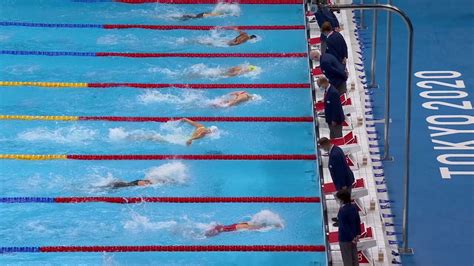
xmin=383 ymin=0 xmax=393 ymax=161
xmin=329 ymin=3 xmax=415 ymax=254
xmin=368 ymin=0 xmax=378 ymax=89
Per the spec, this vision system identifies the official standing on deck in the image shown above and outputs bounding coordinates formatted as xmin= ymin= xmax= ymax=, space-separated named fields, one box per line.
xmin=317 ymin=77 xmax=345 ymax=138
xmin=311 ymin=51 xmax=348 ymax=95
xmin=336 ymin=189 xmax=361 ymax=266
xmin=318 ymin=137 xmax=355 ymax=194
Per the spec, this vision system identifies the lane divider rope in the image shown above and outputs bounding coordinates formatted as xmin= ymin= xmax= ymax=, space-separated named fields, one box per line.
xmin=0 ymin=22 xmax=305 ymax=31
xmin=0 ymin=197 xmax=320 ymax=203
xmin=0 ymin=115 xmax=313 ymax=122
xmin=0 ymin=245 xmax=325 ymax=253
xmin=1 ymin=50 xmax=307 ymax=58
xmin=0 ymin=81 xmax=310 ymax=89
xmin=0 ymin=154 xmax=317 ymax=160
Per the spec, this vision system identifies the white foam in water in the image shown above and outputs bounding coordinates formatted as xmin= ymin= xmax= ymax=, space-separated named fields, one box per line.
xmin=184 ymin=63 xmax=227 ymax=79
xmin=102 ymin=253 xmax=117 ymax=266
xmin=17 ymin=126 xmax=97 ymax=144
xmin=90 ymin=172 xmax=119 ymax=188
xmin=195 ymin=29 xmax=234 ymax=47
xmin=144 ymin=162 xmax=189 ymax=185
xmin=5 ymin=65 xmax=40 ymax=75
xmin=138 ymin=89 xmax=263 ymax=110
xmin=109 ymin=120 xmax=218 ymax=145
xmin=138 ymin=90 xmax=206 ymax=105
xmin=212 ymin=3 xmax=241 ymax=17
xmin=26 ymin=220 xmax=50 ymax=234
xmin=123 ymin=212 xmax=178 ymax=232
xmin=96 ymin=34 xmax=139 ymax=45
xmin=146 ymin=63 xmax=261 ymax=81
xmin=249 ymin=210 xmax=285 ymax=231
xmin=147 ymin=66 xmax=180 ymax=77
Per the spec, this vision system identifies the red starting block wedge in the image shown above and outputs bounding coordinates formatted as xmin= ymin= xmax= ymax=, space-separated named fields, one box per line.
xmin=314 ymin=94 xmax=353 ymax=113
xmin=323 ymin=178 xmax=365 ymax=195
xmin=312 ymin=67 xmax=323 ymax=76
xmin=331 ymin=131 xmax=357 ymax=146
xmin=330 ymin=131 xmax=361 ymax=154
xmin=308 ymin=37 xmax=321 ymax=45
xmin=328 ymin=223 xmax=377 ymax=251
xmin=358 ymin=250 xmax=371 ymax=264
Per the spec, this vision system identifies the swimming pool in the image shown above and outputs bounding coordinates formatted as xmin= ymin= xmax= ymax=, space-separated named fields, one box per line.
xmin=0 ymin=0 xmax=326 ymax=265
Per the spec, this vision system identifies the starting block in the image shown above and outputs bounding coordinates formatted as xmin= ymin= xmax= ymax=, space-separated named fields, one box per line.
xmin=330 ymin=131 xmax=361 ymax=154
xmin=328 ymin=223 xmax=377 ymax=251
xmin=317 ymin=116 xmax=352 ymax=130
xmin=312 ymin=67 xmax=324 ymax=77
xmin=308 ymin=37 xmax=321 ymax=46
xmin=320 ymin=153 xmax=359 ymax=171
xmin=322 ymin=178 xmax=369 ymax=200
xmin=314 ymin=93 xmax=355 ymax=114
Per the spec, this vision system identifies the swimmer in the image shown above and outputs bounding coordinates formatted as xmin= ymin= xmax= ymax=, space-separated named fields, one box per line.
xmin=224 ymin=65 xmax=258 ymax=77
xmin=215 ymin=91 xmax=253 ymax=107
xmin=108 ymin=179 xmax=153 ymax=189
xmin=204 ymin=222 xmax=263 ymax=237
xmin=205 ymin=220 xmax=283 ymax=237
xmin=228 ymin=30 xmax=257 ymax=46
xmin=176 ymin=11 xmax=223 ymax=21
xmin=180 ymin=118 xmax=217 ymax=146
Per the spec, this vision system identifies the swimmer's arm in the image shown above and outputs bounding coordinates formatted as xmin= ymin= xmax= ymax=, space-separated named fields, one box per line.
xmin=230 ymin=91 xmax=244 ymax=96
xmin=225 ymin=67 xmax=242 ymax=77
xmin=247 ymin=224 xmax=264 ymax=230
xmin=181 ymin=118 xmax=204 ymax=128
xmin=225 ymin=100 xmax=239 ymax=107
xmin=205 ymin=12 xmax=222 ymax=17
xmin=186 ymin=134 xmax=204 ymax=145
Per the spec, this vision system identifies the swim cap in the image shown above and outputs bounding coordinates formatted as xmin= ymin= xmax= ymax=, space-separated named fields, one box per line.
xmin=248 ymin=65 xmax=257 ymax=71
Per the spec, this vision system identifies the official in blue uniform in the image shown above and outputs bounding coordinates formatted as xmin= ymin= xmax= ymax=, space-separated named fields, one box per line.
xmin=318 ymin=137 xmax=355 ymax=191
xmin=336 ymin=189 xmax=361 ymax=266
xmin=321 ymin=21 xmax=348 ymax=65
xmin=314 ymin=4 xmax=340 ymax=53
xmin=311 ymin=50 xmax=348 ymax=95
xmin=317 ymin=77 xmax=345 ymax=138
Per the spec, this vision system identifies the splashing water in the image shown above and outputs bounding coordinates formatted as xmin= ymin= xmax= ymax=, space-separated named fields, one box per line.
xmin=17 ymin=125 xmax=97 ymax=144
xmin=89 ymin=172 xmax=120 ymax=190
xmin=144 ymin=162 xmax=189 ymax=185
xmin=146 ymin=63 xmax=262 ymax=80
xmin=212 ymin=3 xmax=241 ymax=17
xmin=108 ymin=121 xmax=222 ymax=145
xmin=138 ymin=89 xmax=262 ymax=109
xmin=123 ymin=212 xmax=178 ymax=232
xmin=147 ymin=66 xmax=180 ymax=77
xmin=102 ymin=253 xmax=117 ymax=266
xmin=195 ymin=29 xmax=236 ymax=47
xmin=138 ymin=90 xmax=207 ymax=105
xmin=165 ymin=3 xmax=240 ymax=21
xmin=184 ymin=63 xmax=227 ymax=79
xmin=123 ymin=213 xmax=212 ymax=240
xmin=248 ymin=210 xmax=285 ymax=231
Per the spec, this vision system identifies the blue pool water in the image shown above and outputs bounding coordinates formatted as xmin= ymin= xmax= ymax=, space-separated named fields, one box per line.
xmin=0 ymin=1 xmax=325 ymax=265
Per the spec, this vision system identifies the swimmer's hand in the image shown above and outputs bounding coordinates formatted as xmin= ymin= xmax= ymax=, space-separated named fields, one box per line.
xmin=186 ymin=139 xmax=193 ymax=146
xmin=205 ymin=226 xmax=223 ymax=237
